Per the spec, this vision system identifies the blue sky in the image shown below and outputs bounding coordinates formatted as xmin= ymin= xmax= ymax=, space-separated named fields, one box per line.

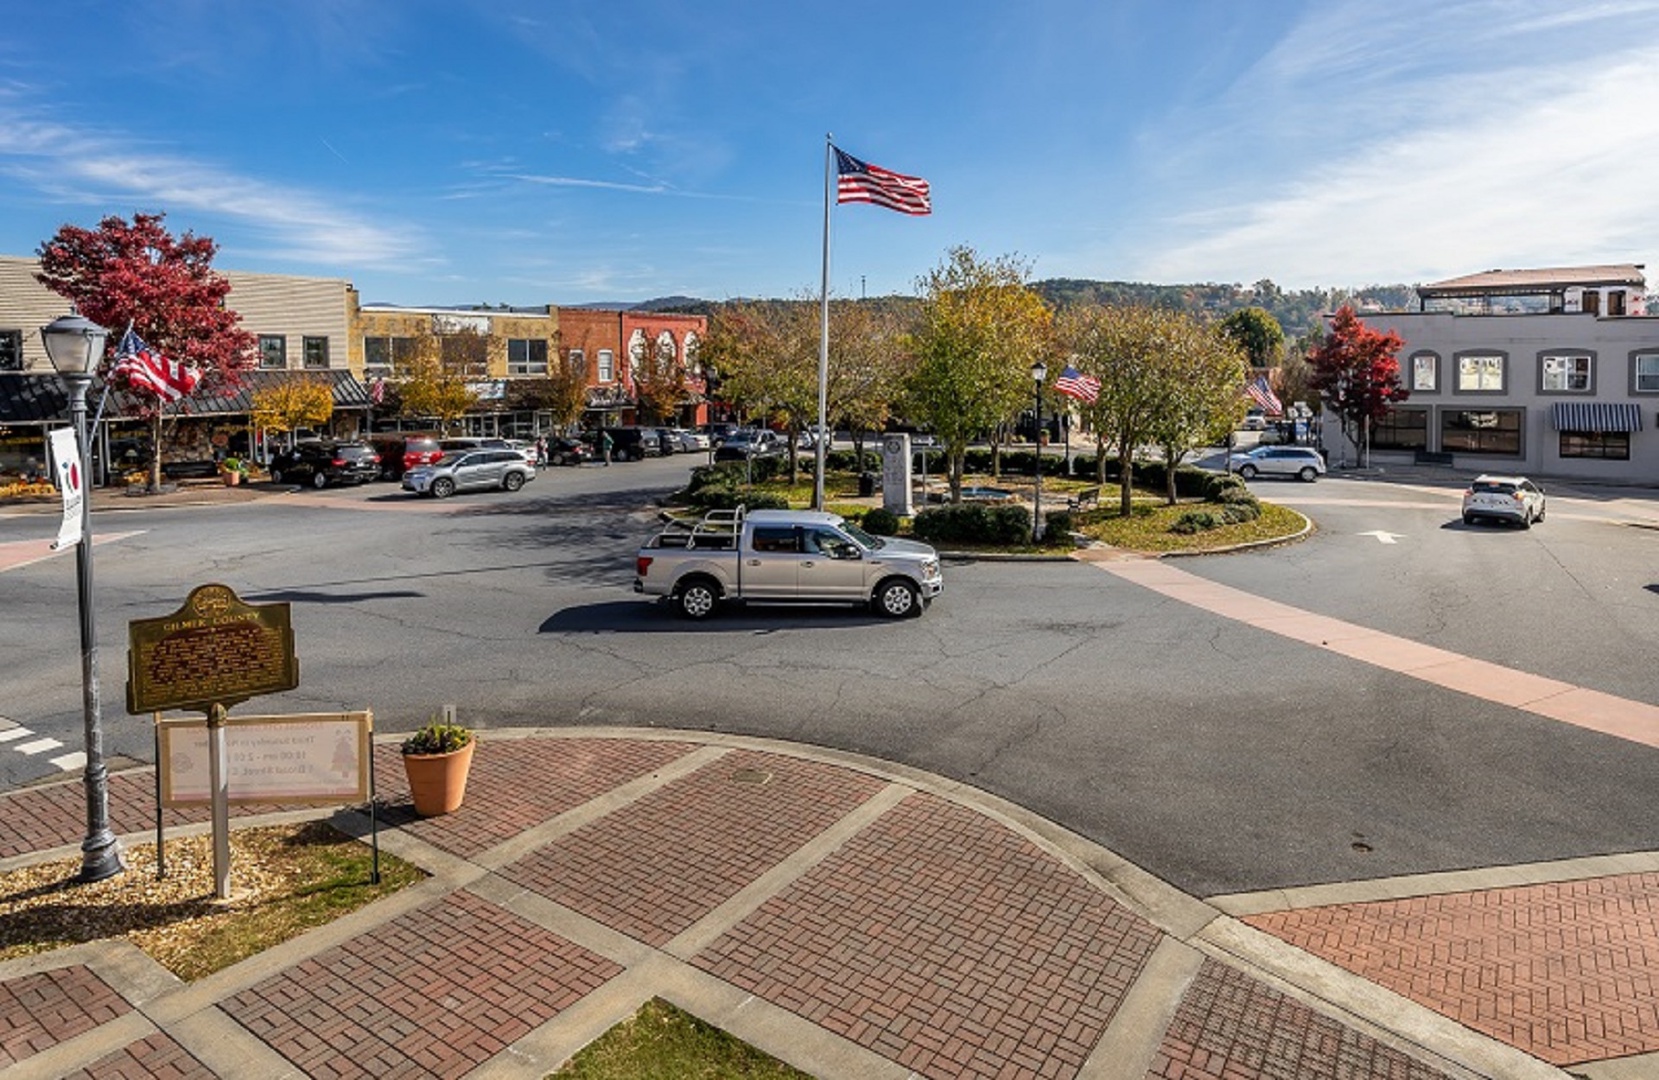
xmin=4 ymin=1 xmax=1659 ymax=306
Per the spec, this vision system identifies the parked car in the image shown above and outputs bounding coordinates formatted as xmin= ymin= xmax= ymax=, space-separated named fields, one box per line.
xmin=1241 ymin=409 xmax=1267 ymax=431
xmin=713 ymin=429 xmax=786 ymax=462
xmin=594 ymin=426 xmax=663 ymax=461
xmin=1226 ymin=445 xmax=1326 ymax=482
xmin=1462 ymin=475 xmax=1546 ymax=527
xmin=544 ymin=436 xmax=594 ymax=466
xmin=402 ymin=449 xmax=536 ymax=498
xmin=268 ymin=441 xmax=382 ymax=488
xmin=703 ymin=422 xmax=741 ymax=447
xmin=652 ymin=428 xmax=680 ymax=456
xmin=367 ymin=433 xmax=443 ymax=481
xmin=666 ymin=428 xmax=710 ymax=452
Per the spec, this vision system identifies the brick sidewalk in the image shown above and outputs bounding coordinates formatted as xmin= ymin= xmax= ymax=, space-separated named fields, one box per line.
xmin=0 ymin=729 xmax=1614 ymax=1079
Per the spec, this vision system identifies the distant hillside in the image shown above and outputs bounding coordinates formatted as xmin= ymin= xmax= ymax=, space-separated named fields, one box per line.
xmin=640 ymin=279 xmax=1419 ymax=339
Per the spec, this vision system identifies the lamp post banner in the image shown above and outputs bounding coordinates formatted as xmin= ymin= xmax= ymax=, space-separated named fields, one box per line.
xmin=49 ymin=426 xmax=83 ymax=551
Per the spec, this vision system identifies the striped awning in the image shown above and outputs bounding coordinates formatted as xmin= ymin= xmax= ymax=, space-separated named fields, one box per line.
xmin=1551 ymin=401 xmax=1643 ymax=433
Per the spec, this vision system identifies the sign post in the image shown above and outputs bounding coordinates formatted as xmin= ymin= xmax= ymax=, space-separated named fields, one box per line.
xmin=127 ymin=583 xmax=299 ymax=898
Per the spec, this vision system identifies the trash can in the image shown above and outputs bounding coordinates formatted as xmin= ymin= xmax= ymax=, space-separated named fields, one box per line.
xmin=858 ymin=471 xmax=877 ymax=497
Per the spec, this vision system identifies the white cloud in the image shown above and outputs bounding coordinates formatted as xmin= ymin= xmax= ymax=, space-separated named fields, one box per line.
xmin=0 ymin=96 xmax=417 ymax=270
xmin=1133 ymin=8 xmax=1659 ymax=286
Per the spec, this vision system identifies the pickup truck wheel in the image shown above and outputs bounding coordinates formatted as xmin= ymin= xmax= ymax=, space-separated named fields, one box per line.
xmin=677 ymin=578 xmax=720 ymax=620
xmin=874 ymin=578 xmax=921 ymax=618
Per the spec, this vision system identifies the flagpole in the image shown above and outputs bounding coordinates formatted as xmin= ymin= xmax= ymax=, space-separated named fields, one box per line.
xmin=815 ymin=133 xmax=832 ymax=511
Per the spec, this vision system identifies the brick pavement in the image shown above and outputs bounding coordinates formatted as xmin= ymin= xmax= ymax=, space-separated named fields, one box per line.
xmin=1246 ymin=872 xmax=1659 ymax=1067
xmin=0 ymin=729 xmax=1631 ymax=1079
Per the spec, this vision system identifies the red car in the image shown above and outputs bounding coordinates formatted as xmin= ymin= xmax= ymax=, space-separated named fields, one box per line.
xmin=368 ymin=433 xmax=443 ymax=480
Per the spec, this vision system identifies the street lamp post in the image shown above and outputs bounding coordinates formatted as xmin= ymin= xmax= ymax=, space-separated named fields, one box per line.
xmin=1031 ymin=360 xmax=1047 ymax=544
xmin=40 ymin=313 xmax=123 ymax=883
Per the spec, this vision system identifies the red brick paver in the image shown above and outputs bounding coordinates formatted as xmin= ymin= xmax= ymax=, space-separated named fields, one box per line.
xmin=1145 ymin=958 xmax=1457 ymax=1079
xmin=0 ymin=965 xmax=131 ymax=1067
xmin=694 ymin=791 xmax=1162 ymax=1080
xmin=1246 ymin=872 xmax=1659 ymax=1066
xmin=373 ymin=736 xmax=699 ymax=858
xmin=223 ymin=889 xmax=621 ymax=1079
xmin=60 ymin=1032 xmax=214 ymax=1079
xmin=498 ymin=749 xmax=885 ymax=945
xmin=0 ymin=771 xmax=291 ymax=860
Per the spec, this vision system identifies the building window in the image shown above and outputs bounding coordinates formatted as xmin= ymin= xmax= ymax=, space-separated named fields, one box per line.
xmin=363 ymin=336 xmax=419 ymax=375
xmin=258 ymin=335 xmax=286 ymax=369
xmin=1369 ymin=406 xmax=1428 ymax=450
xmin=0 ymin=329 xmax=21 ymax=371
xmin=1560 ymin=431 xmax=1630 ymax=460
xmin=1441 ymin=408 xmax=1523 ymax=455
xmin=567 ymin=348 xmax=585 ymax=376
xmin=1456 ymin=352 xmax=1505 ymax=392
xmin=598 ymin=349 xmax=615 ymax=382
xmin=303 ymin=336 xmax=330 ymax=370
xmin=1540 ymin=352 xmax=1592 ymax=393
xmin=1632 ymin=353 xmax=1659 ymax=393
xmin=507 ymin=338 xmax=548 ymax=375
xmin=1410 ymin=352 xmax=1438 ymax=392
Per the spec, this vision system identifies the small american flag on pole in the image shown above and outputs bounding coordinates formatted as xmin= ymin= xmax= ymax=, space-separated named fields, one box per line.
xmin=1245 ymin=375 xmax=1282 ymax=415
xmin=834 ymin=147 xmax=931 ymax=216
xmin=114 ymin=328 xmax=200 ymax=403
xmin=1053 ymin=365 xmax=1101 ymax=404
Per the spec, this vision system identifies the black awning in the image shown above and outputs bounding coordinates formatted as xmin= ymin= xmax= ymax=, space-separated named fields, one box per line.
xmin=0 ymin=370 xmax=370 ymax=426
xmin=1551 ymin=401 xmax=1643 ymax=433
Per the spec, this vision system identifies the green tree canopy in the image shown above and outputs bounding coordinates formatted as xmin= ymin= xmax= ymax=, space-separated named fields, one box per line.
xmin=1220 ymin=306 xmax=1286 ymax=370
xmin=901 ymin=246 xmax=1052 ymax=502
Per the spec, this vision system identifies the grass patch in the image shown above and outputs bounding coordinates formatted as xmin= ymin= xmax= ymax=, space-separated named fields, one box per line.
xmin=552 ymin=996 xmax=812 ymax=1079
xmin=0 ymin=819 xmax=424 ymax=980
xmin=1082 ymin=500 xmax=1306 ymax=552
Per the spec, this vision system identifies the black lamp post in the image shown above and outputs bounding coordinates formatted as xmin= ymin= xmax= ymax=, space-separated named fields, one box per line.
xmin=40 ymin=313 xmax=123 ymax=883
xmin=1031 ymin=360 xmax=1047 ymax=544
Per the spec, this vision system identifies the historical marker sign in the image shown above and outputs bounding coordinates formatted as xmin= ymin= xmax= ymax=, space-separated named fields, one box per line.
xmin=127 ymin=583 xmax=299 ymax=714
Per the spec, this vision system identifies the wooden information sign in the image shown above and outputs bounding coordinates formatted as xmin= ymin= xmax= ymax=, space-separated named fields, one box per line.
xmin=127 ymin=583 xmax=298 ymax=715
xmin=158 ymin=711 xmax=372 ymax=807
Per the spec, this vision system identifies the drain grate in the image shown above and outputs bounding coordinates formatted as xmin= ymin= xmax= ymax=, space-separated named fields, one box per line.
xmin=730 ymin=767 xmax=773 ymax=786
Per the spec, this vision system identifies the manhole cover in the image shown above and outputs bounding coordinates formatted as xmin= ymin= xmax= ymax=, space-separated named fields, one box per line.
xmin=731 ymin=767 xmax=773 ymax=786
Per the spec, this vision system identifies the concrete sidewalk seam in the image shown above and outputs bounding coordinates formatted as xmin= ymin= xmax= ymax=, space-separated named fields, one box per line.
xmin=0 ymin=1010 xmax=160 ymax=1080
xmin=1077 ymin=937 xmax=1204 ymax=1080
xmin=1210 ymin=848 xmax=1659 ymax=916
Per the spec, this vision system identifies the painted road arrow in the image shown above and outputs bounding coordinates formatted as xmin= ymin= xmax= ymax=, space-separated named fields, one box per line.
xmin=1357 ymin=530 xmax=1404 ymax=544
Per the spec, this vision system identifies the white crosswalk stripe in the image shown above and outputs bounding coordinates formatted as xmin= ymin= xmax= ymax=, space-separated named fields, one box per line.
xmin=16 ymin=738 xmax=64 ymax=755
xmin=49 ymin=751 xmax=87 ymax=771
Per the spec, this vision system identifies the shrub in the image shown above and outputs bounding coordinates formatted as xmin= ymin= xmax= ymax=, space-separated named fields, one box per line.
xmin=1041 ymin=510 xmax=1074 ymax=546
xmin=1170 ymin=510 xmax=1221 ymax=534
xmin=826 ymin=449 xmax=881 ymax=472
xmin=912 ymin=502 xmax=1031 ymax=545
xmin=861 ymin=507 xmax=900 ymax=535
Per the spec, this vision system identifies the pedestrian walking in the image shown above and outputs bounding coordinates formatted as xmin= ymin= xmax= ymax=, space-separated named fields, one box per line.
xmin=601 ymin=429 xmax=613 ymax=465
xmin=534 ymin=436 xmax=548 ymax=467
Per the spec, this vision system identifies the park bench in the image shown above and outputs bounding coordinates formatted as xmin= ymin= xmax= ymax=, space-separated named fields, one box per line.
xmin=1066 ymin=486 xmax=1102 ymax=513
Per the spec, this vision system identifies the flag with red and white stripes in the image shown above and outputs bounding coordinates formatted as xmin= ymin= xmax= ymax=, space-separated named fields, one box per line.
xmin=834 ymin=147 xmax=932 ymax=216
xmin=1053 ymin=365 xmax=1101 ymax=404
xmin=1245 ymin=375 xmax=1282 ymax=415
xmin=114 ymin=328 xmax=200 ymax=403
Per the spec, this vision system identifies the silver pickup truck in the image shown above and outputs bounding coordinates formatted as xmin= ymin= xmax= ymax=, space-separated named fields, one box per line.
xmin=634 ymin=508 xmax=944 ymax=619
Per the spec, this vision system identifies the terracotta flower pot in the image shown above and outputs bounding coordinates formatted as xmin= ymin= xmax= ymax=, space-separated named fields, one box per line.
xmin=402 ymin=739 xmax=474 ymax=816
xmin=221 ymin=471 xmax=242 ymax=486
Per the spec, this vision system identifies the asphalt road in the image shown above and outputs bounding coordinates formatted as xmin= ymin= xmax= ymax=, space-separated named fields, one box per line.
xmin=4 ymin=455 xmax=1659 ymax=899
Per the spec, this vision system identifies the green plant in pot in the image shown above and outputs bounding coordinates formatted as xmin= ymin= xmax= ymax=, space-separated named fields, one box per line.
xmin=400 ymin=721 xmax=475 ymax=816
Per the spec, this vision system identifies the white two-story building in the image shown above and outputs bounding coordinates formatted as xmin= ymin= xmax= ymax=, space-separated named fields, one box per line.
xmin=1326 ymin=264 xmax=1659 ymax=483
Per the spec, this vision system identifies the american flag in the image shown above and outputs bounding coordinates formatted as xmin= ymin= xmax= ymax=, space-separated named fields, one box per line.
xmin=1245 ymin=375 xmax=1282 ymax=415
xmin=113 ymin=328 xmax=200 ymax=403
xmin=370 ymin=377 xmax=386 ymax=405
xmin=1053 ymin=365 xmax=1101 ymax=404
xmin=834 ymin=147 xmax=931 ymax=216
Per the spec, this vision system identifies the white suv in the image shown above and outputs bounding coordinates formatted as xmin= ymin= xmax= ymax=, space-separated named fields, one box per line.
xmin=1227 ymin=445 xmax=1326 ymax=482
xmin=1462 ymin=475 xmax=1546 ymax=528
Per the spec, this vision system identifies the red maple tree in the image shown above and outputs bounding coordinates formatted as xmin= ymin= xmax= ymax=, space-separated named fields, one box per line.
xmin=35 ymin=212 xmax=256 ymax=487
xmin=1307 ymin=305 xmax=1407 ymax=455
